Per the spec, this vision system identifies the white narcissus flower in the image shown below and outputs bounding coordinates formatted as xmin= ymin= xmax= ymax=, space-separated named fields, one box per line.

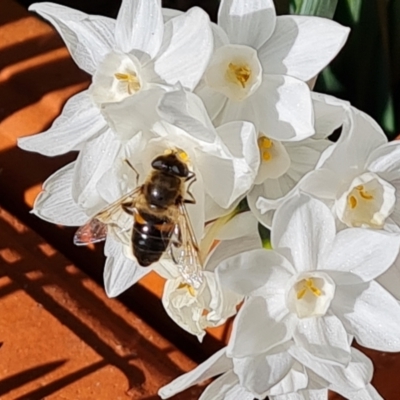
xmin=298 ymin=106 xmax=400 ymax=232
xmin=249 ymin=93 xmax=349 ymax=228
xmin=18 ymin=0 xmax=213 ymax=157
xmin=217 ymin=194 xmax=400 ymax=364
xmin=159 ymin=344 xmax=380 ymax=400
xmin=196 ymin=0 xmax=350 ymax=142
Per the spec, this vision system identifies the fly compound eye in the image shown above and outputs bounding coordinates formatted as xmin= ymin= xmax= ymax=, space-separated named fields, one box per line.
xmin=171 ymin=165 xmax=181 ymax=176
xmin=151 ymin=153 xmax=189 ymax=177
xmin=151 ymin=157 xmax=166 ymax=171
xmin=171 ymin=163 xmax=189 ymax=177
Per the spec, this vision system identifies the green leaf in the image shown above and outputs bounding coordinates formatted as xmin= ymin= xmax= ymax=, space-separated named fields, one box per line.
xmin=235 ymin=197 xmax=250 ymax=214
xmin=346 ymin=0 xmax=363 ymax=23
xmin=314 ymin=0 xmax=397 ymax=139
xmin=290 ymin=0 xmax=338 ymax=18
xmin=389 ymin=0 xmax=400 ymax=135
xmin=258 ymin=224 xmax=272 ymax=249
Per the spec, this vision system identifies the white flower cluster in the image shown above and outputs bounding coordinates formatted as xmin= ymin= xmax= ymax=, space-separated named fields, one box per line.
xmin=18 ymin=0 xmax=400 ymax=399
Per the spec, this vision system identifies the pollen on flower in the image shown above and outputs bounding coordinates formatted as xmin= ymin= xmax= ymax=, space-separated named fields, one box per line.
xmin=296 ymin=278 xmax=322 ymax=300
xmin=226 ymin=62 xmax=251 ymax=88
xmin=114 ymin=72 xmax=141 ymax=95
xmin=178 ymin=282 xmax=196 ymax=296
xmin=287 ymin=272 xmax=335 ymax=319
xmin=348 ymin=195 xmax=357 ymax=209
xmin=347 ymin=185 xmax=374 ymax=210
xmin=356 ymin=185 xmax=374 ymax=200
xmin=258 ymin=136 xmax=274 ymax=162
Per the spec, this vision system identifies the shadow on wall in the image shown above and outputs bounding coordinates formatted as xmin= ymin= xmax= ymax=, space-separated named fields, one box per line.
xmin=15 ymin=0 xmax=219 ymax=21
xmin=0 ymin=208 xmax=206 ymax=399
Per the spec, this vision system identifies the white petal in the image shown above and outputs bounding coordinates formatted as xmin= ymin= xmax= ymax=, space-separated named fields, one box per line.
xmin=259 ymin=16 xmax=349 ymax=81
xmin=205 ymin=232 xmax=262 ymax=274
xmin=96 ymin=139 xmax=142 ymax=204
xmin=29 ymin=3 xmax=115 ymax=74
xmin=159 ymin=347 xmax=232 ymax=399
xmin=215 ymin=211 xmax=259 ymax=241
xmin=377 ymin=253 xmax=400 ymax=300
xmin=200 ymin=371 xmax=254 ymax=400
xmin=33 ymin=162 xmax=89 ymax=226
xmin=162 ymin=8 xmax=183 ymax=22
xmin=153 ymin=7 xmax=213 ymax=90
xmin=277 ymin=390 xmax=329 ymax=400
xmin=18 ymin=91 xmax=105 ymax=156
xmin=217 ymin=249 xmax=294 ymax=296
xmin=103 ymin=235 xmax=149 ymax=297
xmin=368 ymin=141 xmax=400 ymax=181
xmin=249 ymin=177 xmax=300 ymax=229
xmin=293 ymin=314 xmax=350 ymax=365
xmin=312 ymin=92 xmax=349 ymax=139
xmin=204 ymin=194 xmax=236 ymax=222
xmin=268 ymin=363 xmax=309 ymax=396
xmin=299 ymin=168 xmax=341 ymax=200
xmin=332 ymin=281 xmax=400 ymax=351
xmin=322 ymin=228 xmax=400 ymax=281
xmin=255 ymin=75 xmax=314 ymax=141
xmin=211 ymin=22 xmax=230 ymax=49
xmin=272 ymin=193 xmax=336 ymax=272
xmin=218 ymin=0 xmax=276 ymax=49
xmin=248 ymin=188 xmax=274 ymax=228
xmin=195 ymin=84 xmax=228 ymax=121
xmin=271 ymin=390 xmax=327 ymax=400
xmin=233 ymin=346 xmax=294 ymax=397
xmin=215 ymin=121 xmax=260 ymax=201
xmin=289 ymin=346 xmax=373 ymax=391
xmin=196 ymin=153 xmax=236 ymax=209
xmin=284 ymin=138 xmax=332 ymax=185
xmin=102 ymin=87 xmax=164 ymax=140
xmin=218 ymin=83 xmax=316 ymax=142
xmin=208 ymin=273 xmax=243 ymax=326
xmin=72 ymin=130 xmax=121 ymax=213
xmin=157 ymin=90 xmax=216 ymax=143
xmin=227 ymin=296 xmax=293 ymax=357
xmin=115 ymin=0 xmax=163 ymax=57
xmin=321 ymin=107 xmax=387 ymax=177
xmin=270 ymin=394 xmax=302 ymax=400
xmin=262 ymin=174 xmax=298 ymax=201
xmin=308 ymin=390 xmax=329 ymax=400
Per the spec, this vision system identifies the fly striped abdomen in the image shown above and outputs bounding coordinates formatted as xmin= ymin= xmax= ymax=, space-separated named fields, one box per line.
xmin=132 ymin=210 xmax=175 ymax=266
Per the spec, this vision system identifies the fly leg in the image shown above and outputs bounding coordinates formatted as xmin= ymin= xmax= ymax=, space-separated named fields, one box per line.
xmin=121 ymin=202 xmax=135 ymax=215
xmin=184 ymin=172 xmax=197 ymax=204
xmin=124 ymin=159 xmax=140 ymax=187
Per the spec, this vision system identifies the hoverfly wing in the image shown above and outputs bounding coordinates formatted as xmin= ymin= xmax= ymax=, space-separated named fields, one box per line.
xmin=169 ymin=203 xmax=203 ymax=288
xmin=74 ymin=219 xmax=108 ymax=245
xmin=74 ymin=187 xmax=141 ymax=246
